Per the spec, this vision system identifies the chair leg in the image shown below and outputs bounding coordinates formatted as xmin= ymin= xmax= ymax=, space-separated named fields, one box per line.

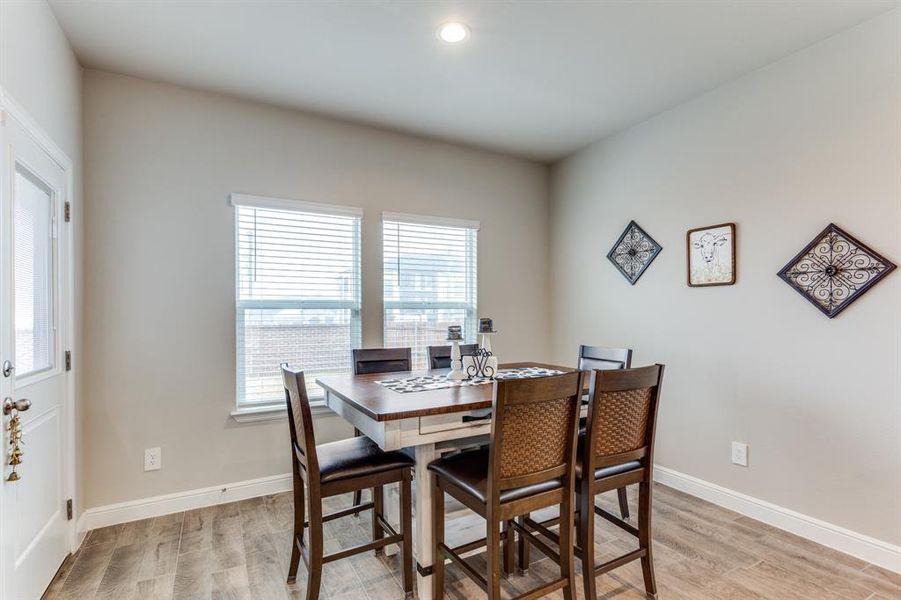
xmin=502 ymin=520 xmax=515 ymax=577
xmin=288 ymin=477 xmax=305 ymax=583
xmin=638 ymin=481 xmax=657 ymax=597
xmin=486 ymin=519 xmax=502 ymax=600
xmin=431 ymin=477 xmax=445 ymax=599
xmin=579 ymin=490 xmax=598 ymax=600
xmin=352 ymin=428 xmax=364 ymax=512
xmin=400 ymin=470 xmax=414 ymax=597
xmin=372 ymin=484 xmax=385 ymax=555
xmin=617 ymin=486 xmax=630 ymax=519
xmin=516 ymin=515 xmax=530 ymax=573
xmin=305 ymin=500 xmax=324 ymax=600
xmin=559 ymin=490 xmax=576 ymax=600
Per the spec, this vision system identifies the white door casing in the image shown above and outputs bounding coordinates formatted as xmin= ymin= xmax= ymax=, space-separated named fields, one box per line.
xmin=0 ymin=97 xmax=74 ymax=600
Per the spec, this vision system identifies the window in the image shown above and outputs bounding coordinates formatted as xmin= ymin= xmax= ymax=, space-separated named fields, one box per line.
xmin=383 ymin=213 xmax=478 ymax=369
xmin=14 ymin=166 xmax=57 ymax=377
xmin=233 ymin=194 xmax=361 ymax=409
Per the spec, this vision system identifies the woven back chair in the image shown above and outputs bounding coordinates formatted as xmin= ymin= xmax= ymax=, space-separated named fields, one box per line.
xmin=580 ymin=364 xmax=664 ymax=599
xmin=583 ymin=365 xmax=662 ymax=469
xmin=427 ymin=343 xmax=479 ymax=369
xmin=517 ymin=364 xmax=664 ymax=600
xmin=429 ymin=370 xmax=586 ymax=600
xmin=489 ymin=374 xmax=584 ymax=495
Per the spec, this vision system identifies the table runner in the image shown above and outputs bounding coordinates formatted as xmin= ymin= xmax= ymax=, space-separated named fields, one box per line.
xmin=375 ymin=367 xmax=564 ymax=394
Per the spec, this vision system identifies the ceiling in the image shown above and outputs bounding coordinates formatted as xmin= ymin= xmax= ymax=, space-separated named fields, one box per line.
xmin=50 ymin=0 xmax=897 ymax=162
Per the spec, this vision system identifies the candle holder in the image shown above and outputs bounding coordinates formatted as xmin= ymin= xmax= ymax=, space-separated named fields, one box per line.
xmin=446 ymin=325 xmax=467 ymax=381
xmin=447 ymin=340 xmax=467 ymax=380
xmin=466 ymin=347 xmax=496 ymax=379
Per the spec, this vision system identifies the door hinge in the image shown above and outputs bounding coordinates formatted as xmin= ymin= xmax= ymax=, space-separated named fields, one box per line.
xmin=66 ymin=499 xmax=73 ymax=520
xmin=64 ymin=201 xmax=71 ymax=223
xmin=65 ymin=350 xmax=72 ymax=372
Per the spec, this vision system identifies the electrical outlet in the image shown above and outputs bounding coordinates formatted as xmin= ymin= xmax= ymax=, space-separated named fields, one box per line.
xmin=144 ymin=447 xmax=161 ymax=471
xmin=731 ymin=442 xmax=748 ymax=467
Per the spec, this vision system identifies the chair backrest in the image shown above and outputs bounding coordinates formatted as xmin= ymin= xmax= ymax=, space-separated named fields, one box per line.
xmin=578 ymin=345 xmax=633 ymax=371
xmin=282 ymin=366 xmax=320 ymax=480
xmin=582 ymin=365 xmax=665 ymax=471
xmin=427 ymin=344 xmax=479 ymax=369
xmin=352 ymin=347 xmax=412 ymax=375
xmin=487 ymin=371 xmax=586 ymax=498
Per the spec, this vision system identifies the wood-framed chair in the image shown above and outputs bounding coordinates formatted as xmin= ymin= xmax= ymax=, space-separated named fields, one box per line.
xmin=577 ymin=345 xmax=632 ymax=371
xmin=577 ymin=345 xmax=634 ymax=518
xmin=518 ymin=365 xmax=665 ymax=600
xmin=350 ymin=347 xmax=412 ymax=511
xmin=282 ymin=366 xmax=415 ymax=600
xmin=427 ymin=343 xmax=479 ymax=370
xmin=352 ymin=347 xmax=413 ymax=375
xmin=428 ymin=371 xmax=586 ymax=599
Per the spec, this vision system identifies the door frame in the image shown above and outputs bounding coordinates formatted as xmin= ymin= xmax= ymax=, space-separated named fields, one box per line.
xmin=0 ymin=88 xmax=78 ymax=561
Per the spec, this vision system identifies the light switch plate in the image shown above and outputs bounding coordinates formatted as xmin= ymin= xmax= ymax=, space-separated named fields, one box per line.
xmin=144 ymin=447 xmax=161 ymax=471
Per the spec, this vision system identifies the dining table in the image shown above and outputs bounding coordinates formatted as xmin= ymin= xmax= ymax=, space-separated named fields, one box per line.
xmin=316 ymin=361 xmax=581 ymax=600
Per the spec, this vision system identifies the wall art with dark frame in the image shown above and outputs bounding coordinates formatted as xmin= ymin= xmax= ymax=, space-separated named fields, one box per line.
xmin=687 ymin=222 xmax=736 ymax=287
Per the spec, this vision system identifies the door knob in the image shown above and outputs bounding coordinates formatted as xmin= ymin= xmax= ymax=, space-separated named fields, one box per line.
xmin=3 ymin=398 xmax=31 ymax=415
xmin=2 ymin=360 xmax=12 ymax=377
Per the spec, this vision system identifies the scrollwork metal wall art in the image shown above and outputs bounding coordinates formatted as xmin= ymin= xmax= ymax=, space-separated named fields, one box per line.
xmin=606 ymin=220 xmax=662 ymax=285
xmin=466 ymin=348 xmax=496 ymax=379
xmin=777 ymin=223 xmax=895 ymax=318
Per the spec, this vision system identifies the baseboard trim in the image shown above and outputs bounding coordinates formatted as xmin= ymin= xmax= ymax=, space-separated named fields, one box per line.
xmin=76 ymin=465 xmax=900 ymax=574
xmin=654 ymin=464 xmax=901 ymax=574
xmin=77 ymin=473 xmax=293 ymax=539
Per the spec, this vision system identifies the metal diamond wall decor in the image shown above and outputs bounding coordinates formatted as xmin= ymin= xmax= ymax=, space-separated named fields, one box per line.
xmin=777 ymin=223 xmax=895 ymax=318
xmin=607 ymin=220 xmax=662 ymax=285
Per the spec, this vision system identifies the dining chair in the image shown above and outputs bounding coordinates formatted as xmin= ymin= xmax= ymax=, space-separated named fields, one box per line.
xmin=352 ymin=347 xmax=413 ymax=375
xmin=282 ymin=366 xmax=415 ymax=600
xmin=427 ymin=343 xmax=479 ymax=369
xmin=428 ymin=371 xmax=586 ymax=600
xmin=578 ymin=345 xmax=633 ymax=519
xmin=518 ymin=365 xmax=665 ymax=600
xmin=350 ymin=347 xmax=412 ymax=511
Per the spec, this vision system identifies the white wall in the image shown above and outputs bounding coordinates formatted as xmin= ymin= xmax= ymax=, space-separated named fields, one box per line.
xmin=82 ymin=70 xmax=550 ymax=508
xmin=0 ymin=0 xmax=84 ymax=516
xmin=549 ymin=10 xmax=900 ymax=545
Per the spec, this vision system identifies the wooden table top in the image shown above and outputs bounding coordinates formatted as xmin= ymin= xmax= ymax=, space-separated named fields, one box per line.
xmin=316 ymin=361 xmax=578 ymax=422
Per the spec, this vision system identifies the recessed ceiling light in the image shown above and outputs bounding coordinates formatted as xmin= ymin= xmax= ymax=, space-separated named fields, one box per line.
xmin=437 ymin=22 xmax=470 ymax=44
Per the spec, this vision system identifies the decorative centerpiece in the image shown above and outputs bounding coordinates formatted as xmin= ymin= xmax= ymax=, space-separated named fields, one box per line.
xmin=463 ymin=317 xmax=498 ymax=378
xmin=445 ymin=325 xmax=467 ymax=381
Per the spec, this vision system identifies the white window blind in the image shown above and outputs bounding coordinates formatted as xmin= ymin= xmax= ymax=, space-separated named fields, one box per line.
xmin=383 ymin=214 xmax=478 ymax=370
xmin=234 ymin=195 xmax=361 ymax=408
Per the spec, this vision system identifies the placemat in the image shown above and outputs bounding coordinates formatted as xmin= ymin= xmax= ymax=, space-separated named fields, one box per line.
xmin=375 ymin=367 xmax=564 ymax=394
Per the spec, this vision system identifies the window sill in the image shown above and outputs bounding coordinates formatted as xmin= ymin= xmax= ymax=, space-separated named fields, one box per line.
xmin=230 ymin=402 xmax=334 ymax=423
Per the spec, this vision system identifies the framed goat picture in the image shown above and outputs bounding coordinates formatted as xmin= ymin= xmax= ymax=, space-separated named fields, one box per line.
xmin=687 ymin=223 xmax=736 ymax=287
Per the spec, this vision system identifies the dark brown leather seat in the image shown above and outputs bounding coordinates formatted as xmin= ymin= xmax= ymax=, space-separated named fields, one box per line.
xmin=282 ymin=367 xmax=415 ymax=599
xmin=428 ymin=447 xmax=562 ymax=504
xmin=575 ymin=458 xmax=642 ymax=481
xmin=317 ymin=436 xmax=414 ymax=484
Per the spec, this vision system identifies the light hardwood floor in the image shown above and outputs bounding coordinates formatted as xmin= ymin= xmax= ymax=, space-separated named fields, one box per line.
xmin=44 ymin=484 xmax=899 ymax=599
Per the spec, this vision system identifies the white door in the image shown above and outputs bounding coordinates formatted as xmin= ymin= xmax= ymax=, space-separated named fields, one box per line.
xmin=0 ymin=112 xmax=71 ymax=600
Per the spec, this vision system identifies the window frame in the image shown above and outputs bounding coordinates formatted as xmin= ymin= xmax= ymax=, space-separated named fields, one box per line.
xmin=230 ymin=193 xmax=362 ymax=420
xmin=382 ymin=212 xmax=480 ymax=369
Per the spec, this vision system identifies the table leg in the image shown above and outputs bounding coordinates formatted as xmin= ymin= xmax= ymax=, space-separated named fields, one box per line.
xmin=414 ymin=443 xmax=437 ymax=600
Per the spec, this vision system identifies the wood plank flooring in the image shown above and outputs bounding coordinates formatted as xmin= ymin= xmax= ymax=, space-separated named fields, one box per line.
xmin=43 ymin=484 xmax=899 ymax=599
